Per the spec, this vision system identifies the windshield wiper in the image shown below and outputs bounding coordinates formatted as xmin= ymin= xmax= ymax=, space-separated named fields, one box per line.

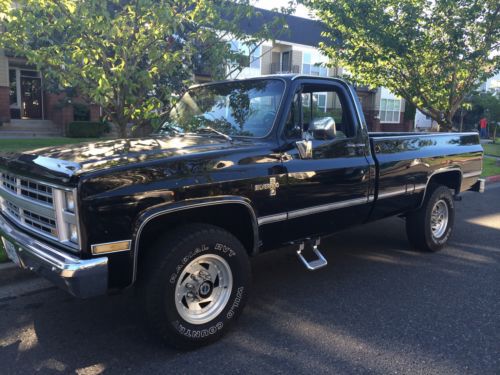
xmin=196 ymin=127 xmax=233 ymax=142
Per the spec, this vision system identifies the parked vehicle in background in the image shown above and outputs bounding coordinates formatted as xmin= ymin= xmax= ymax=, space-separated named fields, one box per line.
xmin=0 ymin=75 xmax=484 ymax=349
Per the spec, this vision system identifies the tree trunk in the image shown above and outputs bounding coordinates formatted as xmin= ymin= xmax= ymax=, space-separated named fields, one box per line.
xmin=438 ymin=118 xmax=452 ymax=132
xmin=459 ymin=110 xmax=464 ymax=132
xmin=118 ymin=122 xmax=128 ymax=138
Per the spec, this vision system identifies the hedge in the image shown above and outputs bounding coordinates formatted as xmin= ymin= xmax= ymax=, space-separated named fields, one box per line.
xmin=67 ymin=121 xmax=105 ymax=138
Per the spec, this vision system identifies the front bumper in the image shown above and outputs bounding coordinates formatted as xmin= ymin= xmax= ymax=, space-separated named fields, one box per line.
xmin=469 ymin=178 xmax=486 ymax=193
xmin=0 ymin=214 xmax=108 ymax=298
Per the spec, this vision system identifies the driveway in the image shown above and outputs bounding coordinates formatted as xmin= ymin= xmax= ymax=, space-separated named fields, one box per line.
xmin=1 ymin=184 xmax=499 ymax=374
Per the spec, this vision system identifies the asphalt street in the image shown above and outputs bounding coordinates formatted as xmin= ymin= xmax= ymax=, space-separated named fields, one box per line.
xmin=0 ymin=184 xmax=499 ymax=374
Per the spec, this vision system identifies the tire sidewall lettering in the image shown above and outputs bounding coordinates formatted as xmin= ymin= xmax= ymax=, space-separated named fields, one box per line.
xmin=172 ymin=284 xmax=245 ymax=338
xmin=169 ymin=243 xmax=236 ymax=284
xmin=227 ymin=286 xmax=244 ymax=319
xmin=175 ymin=321 xmax=224 ymax=338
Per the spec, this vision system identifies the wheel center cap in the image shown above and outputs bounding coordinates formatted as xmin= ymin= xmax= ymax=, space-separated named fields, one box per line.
xmin=198 ymin=281 xmax=213 ymax=298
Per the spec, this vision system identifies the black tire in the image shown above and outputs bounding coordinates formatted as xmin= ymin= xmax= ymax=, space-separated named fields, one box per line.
xmin=138 ymin=223 xmax=251 ymax=350
xmin=406 ymin=184 xmax=455 ymax=252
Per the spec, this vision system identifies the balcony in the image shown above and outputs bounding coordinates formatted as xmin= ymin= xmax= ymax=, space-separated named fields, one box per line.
xmin=270 ymin=63 xmax=300 ymax=74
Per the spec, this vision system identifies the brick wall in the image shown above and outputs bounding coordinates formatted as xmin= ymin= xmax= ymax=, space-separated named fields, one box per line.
xmin=363 ymin=109 xmax=380 ymax=131
xmin=89 ymin=105 xmax=100 ymax=122
xmin=44 ymin=92 xmax=68 ymax=132
xmin=0 ymin=54 xmax=9 ymax=87
xmin=0 ymin=86 xmax=10 ymax=122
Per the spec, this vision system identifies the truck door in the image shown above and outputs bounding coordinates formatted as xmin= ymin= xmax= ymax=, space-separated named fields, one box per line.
xmin=280 ymin=79 xmax=373 ymax=240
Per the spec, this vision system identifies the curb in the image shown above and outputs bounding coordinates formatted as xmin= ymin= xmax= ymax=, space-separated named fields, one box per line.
xmin=0 ymin=261 xmax=38 ymax=286
xmin=486 ymin=174 xmax=500 ymax=183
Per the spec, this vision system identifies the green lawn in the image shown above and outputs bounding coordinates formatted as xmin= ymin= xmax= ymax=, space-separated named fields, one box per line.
xmin=482 ymin=157 xmax=500 ymax=178
xmin=0 ymin=137 xmax=99 ymax=153
xmin=483 ymin=142 xmax=500 ymax=157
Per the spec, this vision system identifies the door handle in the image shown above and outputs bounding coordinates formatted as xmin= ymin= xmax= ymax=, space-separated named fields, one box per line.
xmin=346 ymin=143 xmax=366 ymax=148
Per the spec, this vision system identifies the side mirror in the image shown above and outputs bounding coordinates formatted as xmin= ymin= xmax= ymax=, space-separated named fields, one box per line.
xmin=309 ymin=117 xmax=336 ymax=140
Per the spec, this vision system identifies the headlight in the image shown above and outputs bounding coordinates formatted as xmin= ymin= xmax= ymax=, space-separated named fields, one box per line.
xmin=65 ymin=191 xmax=75 ymax=212
xmin=69 ymin=224 xmax=79 ymax=244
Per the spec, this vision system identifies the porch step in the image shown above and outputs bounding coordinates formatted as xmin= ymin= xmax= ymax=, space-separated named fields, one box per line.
xmin=0 ymin=130 xmax=62 ymax=138
xmin=4 ymin=119 xmax=59 ymax=131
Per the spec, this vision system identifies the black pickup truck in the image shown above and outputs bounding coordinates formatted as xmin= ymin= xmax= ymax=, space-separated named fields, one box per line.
xmin=0 ymin=75 xmax=484 ymax=349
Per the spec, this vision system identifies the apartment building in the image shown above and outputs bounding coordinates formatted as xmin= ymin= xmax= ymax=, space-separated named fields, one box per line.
xmin=225 ymin=8 xmax=410 ymax=132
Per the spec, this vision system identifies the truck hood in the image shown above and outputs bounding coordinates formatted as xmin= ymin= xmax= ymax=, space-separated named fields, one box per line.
xmin=0 ymin=136 xmax=259 ymax=182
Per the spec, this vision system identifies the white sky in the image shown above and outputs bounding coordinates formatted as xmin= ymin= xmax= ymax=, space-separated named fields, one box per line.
xmin=251 ymin=0 xmax=313 ymax=19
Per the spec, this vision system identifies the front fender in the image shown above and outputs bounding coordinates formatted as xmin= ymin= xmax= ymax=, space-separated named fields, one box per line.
xmin=130 ymin=196 xmax=259 ymax=284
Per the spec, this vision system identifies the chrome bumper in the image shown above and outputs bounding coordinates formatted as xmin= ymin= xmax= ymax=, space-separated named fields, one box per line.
xmin=0 ymin=214 xmax=108 ymax=298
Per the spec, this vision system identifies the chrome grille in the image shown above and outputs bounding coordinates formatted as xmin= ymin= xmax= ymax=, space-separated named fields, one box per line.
xmin=20 ymin=179 xmax=54 ymax=205
xmin=0 ymin=170 xmax=81 ymax=251
xmin=1 ymin=172 xmax=54 ymax=207
xmin=0 ymin=199 xmax=58 ymax=239
xmin=24 ymin=209 xmax=58 ymax=237
xmin=4 ymin=200 xmax=21 ymax=221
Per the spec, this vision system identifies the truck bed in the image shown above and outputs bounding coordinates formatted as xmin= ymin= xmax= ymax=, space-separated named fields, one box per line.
xmin=367 ymin=132 xmax=483 ymax=220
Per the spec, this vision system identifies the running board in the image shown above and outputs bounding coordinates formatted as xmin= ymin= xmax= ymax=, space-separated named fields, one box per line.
xmin=296 ymin=238 xmax=328 ymax=271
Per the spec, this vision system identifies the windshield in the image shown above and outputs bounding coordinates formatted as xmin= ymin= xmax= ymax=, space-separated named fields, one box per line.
xmin=158 ymin=79 xmax=285 ymax=138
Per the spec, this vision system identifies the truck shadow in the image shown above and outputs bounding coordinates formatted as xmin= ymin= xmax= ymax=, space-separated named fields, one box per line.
xmin=2 ymin=192 xmax=499 ymax=374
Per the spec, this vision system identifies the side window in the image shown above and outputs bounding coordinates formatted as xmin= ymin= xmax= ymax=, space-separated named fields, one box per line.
xmin=284 ymin=84 xmax=355 ymax=140
xmin=303 ymin=89 xmax=351 ymax=139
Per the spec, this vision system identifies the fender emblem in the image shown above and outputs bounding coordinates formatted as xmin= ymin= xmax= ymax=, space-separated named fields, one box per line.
xmin=255 ymin=177 xmax=280 ymax=196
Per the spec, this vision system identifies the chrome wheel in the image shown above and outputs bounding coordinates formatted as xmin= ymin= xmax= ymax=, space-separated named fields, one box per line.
xmin=431 ymin=199 xmax=449 ymax=238
xmin=175 ymin=254 xmax=233 ymax=325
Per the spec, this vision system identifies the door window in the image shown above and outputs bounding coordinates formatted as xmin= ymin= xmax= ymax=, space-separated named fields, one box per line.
xmin=285 ymin=84 xmax=354 ymax=140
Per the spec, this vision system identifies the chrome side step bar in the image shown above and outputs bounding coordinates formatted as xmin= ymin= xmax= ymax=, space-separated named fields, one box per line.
xmin=296 ymin=238 xmax=328 ymax=271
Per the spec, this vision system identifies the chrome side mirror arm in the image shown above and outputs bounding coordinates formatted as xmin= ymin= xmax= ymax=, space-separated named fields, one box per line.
xmin=295 ymin=139 xmax=313 ymax=159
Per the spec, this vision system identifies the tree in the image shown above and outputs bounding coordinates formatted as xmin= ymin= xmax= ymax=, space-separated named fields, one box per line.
xmin=458 ymin=101 xmax=473 ymax=132
xmin=470 ymin=91 xmax=500 ymax=141
xmin=302 ymin=0 xmax=500 ymax=131
xmin=0 ymin=0 xmax=285 ymax=137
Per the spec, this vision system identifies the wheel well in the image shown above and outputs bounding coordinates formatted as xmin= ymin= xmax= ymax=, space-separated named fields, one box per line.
xmin=428 ymin=171 xmax=462 ymax=195
xmin=136 ymin=204 xmax=257 ymax=275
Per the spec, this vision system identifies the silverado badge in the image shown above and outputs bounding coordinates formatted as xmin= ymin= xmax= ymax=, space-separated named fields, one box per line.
xmin=255 ymin=177 xmax=280 ymax=196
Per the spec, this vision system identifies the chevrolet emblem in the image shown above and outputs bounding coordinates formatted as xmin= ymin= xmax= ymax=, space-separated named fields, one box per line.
xmin=254 ymin=177 xmax=280 ymax=196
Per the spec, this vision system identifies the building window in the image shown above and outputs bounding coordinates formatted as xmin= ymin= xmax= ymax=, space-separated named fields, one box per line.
xmin=229 ymin=40 xmax=261 ymax=70
xmin=302 ymin=52 xmax=311 ymax=74
xmin=9 ymin=69 xmax=17 ymax=106
xmin=314 ymin=93 xmax=327 ymax=112
xmin=249 ymin=45 xmax=261 ymax=70
xmin=302 ymin=51 xmax=328 ymax=77
xmin=380 ymin=98 xmax=401 ymax=123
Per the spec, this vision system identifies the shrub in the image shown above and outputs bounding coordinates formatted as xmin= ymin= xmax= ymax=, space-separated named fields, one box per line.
xmin=67 ymin=121 xmax=105 ymax=138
